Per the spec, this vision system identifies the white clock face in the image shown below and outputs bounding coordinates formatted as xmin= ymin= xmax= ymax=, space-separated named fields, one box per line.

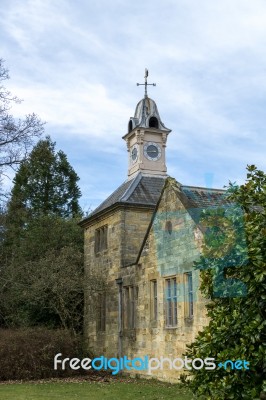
xmin=144 ymin=142 xmax=161 ymax=161
xmin=131 ymin=145 xmax=138 ymax=163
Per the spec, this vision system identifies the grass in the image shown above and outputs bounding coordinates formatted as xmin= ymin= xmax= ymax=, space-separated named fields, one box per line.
xmin=0 ymin=377 xmax=193 ymax=400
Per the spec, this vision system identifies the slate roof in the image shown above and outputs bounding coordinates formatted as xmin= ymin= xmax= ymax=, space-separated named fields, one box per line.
xmin=81 ymin=174 xmax=230 ymax=225
xmin=181 ymin=185 xmax=228 ymax=208
xmin=88 ymin=173 xmax=166 ymax=218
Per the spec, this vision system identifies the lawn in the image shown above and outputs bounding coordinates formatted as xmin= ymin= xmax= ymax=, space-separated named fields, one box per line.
xmin=0 ymin=378 xmax=193 ymax=400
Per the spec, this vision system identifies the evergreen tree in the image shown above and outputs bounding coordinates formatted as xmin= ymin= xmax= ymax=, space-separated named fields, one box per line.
xmin=0 ymin=137 xmax=85 ymax=333
xmin=8 ymin=136 xmax=81 ymax=223
xmin=183 ymin=165 xmax=266 ymax=400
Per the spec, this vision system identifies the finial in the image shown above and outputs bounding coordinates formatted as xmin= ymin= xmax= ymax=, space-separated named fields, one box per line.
xmin=137 ymin=68 xmax=156 ymax=98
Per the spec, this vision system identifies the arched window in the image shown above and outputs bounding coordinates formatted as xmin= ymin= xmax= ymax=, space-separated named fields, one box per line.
xmin=149 ymin=116 xmax=159 ymax=129
xmin=128 ymin=120 xmax=133 ymax=132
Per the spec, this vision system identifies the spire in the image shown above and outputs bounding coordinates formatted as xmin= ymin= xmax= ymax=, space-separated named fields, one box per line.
xmin=136 ymin=68 xmax=156 ymax=98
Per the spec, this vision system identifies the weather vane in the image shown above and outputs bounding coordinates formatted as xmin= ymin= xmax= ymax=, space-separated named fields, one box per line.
xmin=137 ymin=68 xmax=156 ymax=98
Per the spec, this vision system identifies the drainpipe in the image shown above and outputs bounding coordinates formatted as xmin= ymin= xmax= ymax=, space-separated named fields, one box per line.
xmin=116 ymin=278 xmax=123 ymax=359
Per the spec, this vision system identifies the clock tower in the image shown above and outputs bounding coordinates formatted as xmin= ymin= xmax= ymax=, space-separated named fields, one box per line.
xmin=123 ymin=70 xmax=171 ymax=180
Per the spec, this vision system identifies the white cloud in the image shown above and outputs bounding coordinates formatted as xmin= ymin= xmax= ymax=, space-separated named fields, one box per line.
xmin=0 ymin=0 xmax=266 ymax=206
xmin=9 ymin=81 xmax=131 ymax=140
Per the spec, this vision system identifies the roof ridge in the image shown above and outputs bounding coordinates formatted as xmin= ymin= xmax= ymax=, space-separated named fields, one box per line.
xmin=120 ymin=172 xmax=143 ymax=201
xmin=181 ymin=185 xmax=226 ymax=192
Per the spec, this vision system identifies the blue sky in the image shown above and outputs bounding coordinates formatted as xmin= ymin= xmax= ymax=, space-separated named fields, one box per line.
xmin=1 ymin=0 xmax=266 ymax=211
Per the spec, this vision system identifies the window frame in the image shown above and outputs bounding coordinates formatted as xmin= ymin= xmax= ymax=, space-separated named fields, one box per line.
xmin=94 ymin=225 xmax=108 ymax=254
xmin=123 ymin=286 xmax=135 ymax=329
xmin=165 ymin=277 xmax=177 ymax=328
xmin=150 ymin=280 xmax=158 ymax=322
xmin=184 ymin=272 xmax=194 ymax=319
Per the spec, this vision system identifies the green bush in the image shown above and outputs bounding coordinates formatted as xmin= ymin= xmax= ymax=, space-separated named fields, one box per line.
xmin=0 ymin=328 xmax=86 ymax=381
xmin=183 ymin=166 xmax=266 ymax=399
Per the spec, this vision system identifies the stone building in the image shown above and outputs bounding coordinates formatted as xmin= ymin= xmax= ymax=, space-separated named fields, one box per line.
xmin=80 ymin=77 xmax=228 ymax=381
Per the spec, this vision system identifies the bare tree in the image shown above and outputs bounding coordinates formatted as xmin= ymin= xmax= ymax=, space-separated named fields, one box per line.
xmin=0 ymin=59 xmax=44 ymax=172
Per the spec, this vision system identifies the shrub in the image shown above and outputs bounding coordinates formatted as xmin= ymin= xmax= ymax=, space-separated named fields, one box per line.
xmin=0 ymin=327 xmax=87 ymax=381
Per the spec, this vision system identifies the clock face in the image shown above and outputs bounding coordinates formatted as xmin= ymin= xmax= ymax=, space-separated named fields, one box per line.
xmin=131 ymin=145 xmax=138 ymax=163
xmin=144 ymin=142 xmax=161 ymax=161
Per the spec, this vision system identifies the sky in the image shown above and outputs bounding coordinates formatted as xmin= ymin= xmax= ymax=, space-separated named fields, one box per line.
xmin=1 ymin=0 xmax=266 ymax=211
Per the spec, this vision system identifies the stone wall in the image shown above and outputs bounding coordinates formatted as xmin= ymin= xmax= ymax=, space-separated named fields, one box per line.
xmin=83 ymin=178 xmax=210 ymax=382
xmin=83 ymin=205 xmax=154 ymax=358
xmin=129 ymin=180 xmax=209 ymax=381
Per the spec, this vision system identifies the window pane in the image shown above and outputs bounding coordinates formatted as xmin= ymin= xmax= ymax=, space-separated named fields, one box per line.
xmin=185 ymin=272 xmax=193 ymax=318
xmin=151 ymin=280 xmax=158 ymax=321
xmin=165 ymin=278 xmax=177 ymax=327
xmin=167 ymin=279 xmax=171 ymax=298
xmin=154 ymin=281 xmax=157 ymax=321
xmin=123 ymin=286 xmax=135 ymax=329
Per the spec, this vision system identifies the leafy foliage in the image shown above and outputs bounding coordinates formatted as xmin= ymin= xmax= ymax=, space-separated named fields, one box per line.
xmin=183 ymin=165 xmax=266 ymax=400
xmin=0 ymin=137 xmax=86 ymax=333
xmin=0 ymin=215 xmax=84 ymax=333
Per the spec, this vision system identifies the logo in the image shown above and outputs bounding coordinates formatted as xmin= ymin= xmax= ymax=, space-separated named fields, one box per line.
xmin=54 ymin=354 xmax=250 ymax=375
